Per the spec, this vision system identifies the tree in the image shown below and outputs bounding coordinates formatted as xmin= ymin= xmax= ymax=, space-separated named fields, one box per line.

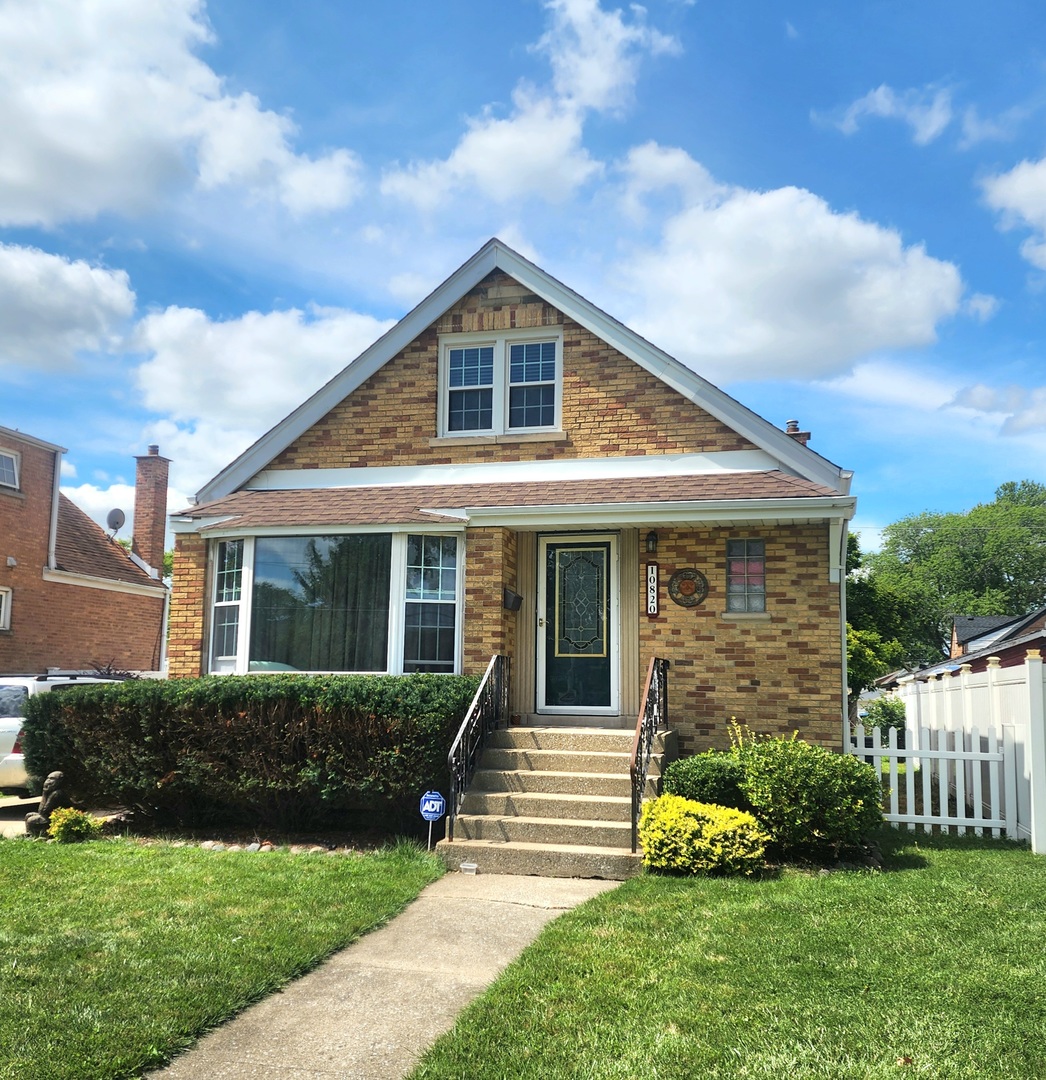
xmin=865 ymin=480 xmax=1046 ymax=660
xmin=845 ymin=534 xmax=912 ymax=711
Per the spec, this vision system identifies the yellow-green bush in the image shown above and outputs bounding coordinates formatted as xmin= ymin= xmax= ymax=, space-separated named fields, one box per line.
xmin=47 ymin=807 xmax=103 ymax=843
xmin=639 ymin=794 xmax=768 ymax=876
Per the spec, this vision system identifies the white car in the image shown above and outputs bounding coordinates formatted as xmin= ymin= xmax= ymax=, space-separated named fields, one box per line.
xmin=0 ymin=675 xmax=118 ymax=790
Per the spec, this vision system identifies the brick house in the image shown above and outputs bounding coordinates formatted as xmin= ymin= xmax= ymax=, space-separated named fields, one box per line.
xmin=168 ymin=238 xmax=855 ymax=755
xmin=0 ymin=428 xmax=169 ymax=674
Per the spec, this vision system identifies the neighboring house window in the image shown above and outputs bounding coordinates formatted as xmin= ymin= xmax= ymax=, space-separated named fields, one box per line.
xmin=726 ymin=539 xmax=766 ymax=612
xmin=0 ymin=587 xmax=10 ymax=630
xmin=0 ymin=450 xmax=18 ymax=490
xmin=440 ymin=330 xmax=562 ymax=436
xmin=209 ymin=533 xmax=459 ymax=675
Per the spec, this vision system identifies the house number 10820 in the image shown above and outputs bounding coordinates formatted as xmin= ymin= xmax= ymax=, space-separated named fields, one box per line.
xmin=646 ymin=562 xmax=659 ymax=617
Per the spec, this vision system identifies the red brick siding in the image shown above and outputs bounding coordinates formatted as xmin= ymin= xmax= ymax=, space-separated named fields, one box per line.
xmin=0 ymin=436 xmax=166 ymax=674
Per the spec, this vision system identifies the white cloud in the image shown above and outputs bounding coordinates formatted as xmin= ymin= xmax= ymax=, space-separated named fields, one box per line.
xmin=0 ymin=0 xmax=361 ymax=226
xmin=132 ymin=304 xmax=395 ymax=493
xmin=381 ymin=92 xmax=601 ymax=209
xmin=829 ymin=84 xmax=953 ymax=145
xmin=618 ymin=141 xmax=724 ymax=221
xmin=952 ymin=383 xmax=1046 ymax=434
xmin=617 ymin=157 xmax=964 ymax=381
xmin=963 ymin=292 xmax=1000 ymax=322
xmin=982 ymin=157 xmax=1046 ymax=269
xmin=0 ymin=243 xmax=135 ymax=368
xmin=382 ymin=0 xmax=675 ymax=209
xmin=536 ymin=0 xmax=679 ymax=113
xmin=817 ymin=361 xmax=957 ymax=410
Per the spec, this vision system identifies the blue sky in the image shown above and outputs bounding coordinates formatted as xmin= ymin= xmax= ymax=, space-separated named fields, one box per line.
xmin=3 ymin=0 xmax=1046 ymax=549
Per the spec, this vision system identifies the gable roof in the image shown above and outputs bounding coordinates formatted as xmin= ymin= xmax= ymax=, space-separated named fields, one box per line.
xmin=54 ymin=494 xmax=164 ymax=590
xmin=952 ymin=615 xmax=1019 ymax=647
xmin=194 ymin=238 xmax=852 ymax=505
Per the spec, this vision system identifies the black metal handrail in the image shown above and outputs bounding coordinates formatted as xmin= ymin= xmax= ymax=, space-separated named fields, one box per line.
xmin=447 ymin=654 xmax=508 ymax=841
xmin=630 ymin=656 xmax=669 ymax=853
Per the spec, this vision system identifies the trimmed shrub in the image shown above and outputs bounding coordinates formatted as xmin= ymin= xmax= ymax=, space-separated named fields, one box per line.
xmin=22 ymin=673 xmax=480 ymax=830
xmin=639 ymin=794 xmax=768 ymax=876
xmin=736 ymin=733 xmax=883 ymax=855
xmin=47 ymin=807 xmax=103 ymax=843
xmin=662 ymin=751 xmax=751 ymax=812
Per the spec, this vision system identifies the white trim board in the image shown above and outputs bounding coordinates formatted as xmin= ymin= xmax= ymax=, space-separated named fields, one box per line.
xmin=246 ymin=451 xmax=782 ymax=491
xmin=194 ymin=238 xmax=852 ymax=505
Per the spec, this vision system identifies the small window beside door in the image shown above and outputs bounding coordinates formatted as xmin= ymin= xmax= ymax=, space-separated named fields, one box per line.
xmin=726 ymin=539 xmax=766 ymax=613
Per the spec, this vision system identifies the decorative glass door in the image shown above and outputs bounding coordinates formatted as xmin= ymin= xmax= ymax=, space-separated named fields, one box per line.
xmin=537 ymin=536 xmax=618 ymax=712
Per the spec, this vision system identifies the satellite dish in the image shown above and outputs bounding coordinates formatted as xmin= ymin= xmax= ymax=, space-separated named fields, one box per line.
xmin=106 ymin=508 xmax=126 ymax=535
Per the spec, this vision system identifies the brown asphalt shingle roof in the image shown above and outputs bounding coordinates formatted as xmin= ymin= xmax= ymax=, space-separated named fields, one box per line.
xmin=54 ymin=494 xmax=164 ymax=589
xmin=179 ymin=471 xmax=843 ymax=530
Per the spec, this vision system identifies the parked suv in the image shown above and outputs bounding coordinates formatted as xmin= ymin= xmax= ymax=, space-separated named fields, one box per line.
xmin=0 ymin=674 xmax=120 ymax=790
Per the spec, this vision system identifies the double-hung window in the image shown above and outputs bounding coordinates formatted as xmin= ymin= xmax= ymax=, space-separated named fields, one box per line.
xmin=726 ymin=539 xmax=766 ymax=613
xmin=440 ymin=329 xmax=562 ymax=436
xmin=209 ymin=533 xmax=461 ymax=675
xmin=0 ymin=586 xmax=10 ymax=631
xmin=0 ymin=450 xmax=19 ymax=491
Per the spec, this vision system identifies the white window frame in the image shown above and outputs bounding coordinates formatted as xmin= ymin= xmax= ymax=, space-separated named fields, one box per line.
xmin=0 ymin=449 xmax=19 ymax=491
xmin=437 ymin=327 xmax=563 ymax=438
xmin=0 ymin=586 xmax=10 ymax=630
xmin=207 ymin=532 xmax=464 ymax=676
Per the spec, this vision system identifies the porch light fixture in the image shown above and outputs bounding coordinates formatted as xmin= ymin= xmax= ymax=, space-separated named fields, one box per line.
xmin=645 ymin=531 xmax=658 ymax=555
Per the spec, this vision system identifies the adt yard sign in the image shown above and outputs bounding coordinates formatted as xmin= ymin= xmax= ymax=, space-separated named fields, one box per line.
xmin=420 ymin=790 xmax=445 ymax=850
xmin=420 ymin=791 xmax=445 ymax=821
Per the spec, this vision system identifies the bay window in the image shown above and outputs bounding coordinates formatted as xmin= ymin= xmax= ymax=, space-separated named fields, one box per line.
xmin=209 ymin=533 xmax=461 ymax=675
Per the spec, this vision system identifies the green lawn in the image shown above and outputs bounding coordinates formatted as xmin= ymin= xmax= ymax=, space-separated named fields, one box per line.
xmin=411 ymin=832 xmax=1046 ymax=1080
xmin=0 ymin=837 xmax=443 ymax=1080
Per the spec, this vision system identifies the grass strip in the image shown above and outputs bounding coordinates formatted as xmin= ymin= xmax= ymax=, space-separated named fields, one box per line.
xmin=412 ymin=831 xmax=1046 ymax=1080
xmin=0 ymin=836 xmax=442 ymax=1080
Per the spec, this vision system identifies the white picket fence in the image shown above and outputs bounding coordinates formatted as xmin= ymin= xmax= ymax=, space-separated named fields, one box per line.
xmin=850 ymin=722 xmax=1016 ymax=838
xmin=862 ymin=648 xmax=1046 ymax=851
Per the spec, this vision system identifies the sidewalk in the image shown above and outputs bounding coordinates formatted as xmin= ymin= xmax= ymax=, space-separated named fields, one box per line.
xmin=151 ymin=871 xmax=618 ymax=1079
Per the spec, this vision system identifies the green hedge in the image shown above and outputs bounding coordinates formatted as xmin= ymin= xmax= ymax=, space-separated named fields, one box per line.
xmin=22 ymin=673 xmax=480 ymax=830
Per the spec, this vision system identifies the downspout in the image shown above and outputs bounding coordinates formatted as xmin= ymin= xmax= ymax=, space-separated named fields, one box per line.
xmin=836 ymin=519 xmax=850 ymax=751
xmin=47 ymin=448 xmax=62 ymax=570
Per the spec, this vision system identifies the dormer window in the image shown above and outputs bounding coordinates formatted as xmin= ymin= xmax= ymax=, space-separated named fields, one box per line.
xmin=439 ymin=329 xmax=562 ymax=437
xmin=0 ymin=450 xmax=18 ymax=490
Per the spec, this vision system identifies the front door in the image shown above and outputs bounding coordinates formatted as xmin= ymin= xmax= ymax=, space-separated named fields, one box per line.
xmin=537 ymin=535 xmax=618 ymax=713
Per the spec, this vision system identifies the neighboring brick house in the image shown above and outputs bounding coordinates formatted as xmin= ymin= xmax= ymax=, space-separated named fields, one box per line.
xmin=0 ymin=429 xmax=169 ymax=674
xmin=169 ymin=239 xmax=855 ymax=753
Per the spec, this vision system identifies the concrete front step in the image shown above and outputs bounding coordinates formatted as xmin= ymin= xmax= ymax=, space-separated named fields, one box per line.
xmin=481 ymin=747 xmax=659 ymax=775
xmin=469 ymin=768 xmax=633 ymax=797
xmin=489 ymin=727 xmax=635 ymax=753
xmin=460 ymin=790 xmax=632 ymax=822
xmin=453 ymin=814 xmax=632 ymax=848
xmin=436 ymin=838 xmax=642 ymax=880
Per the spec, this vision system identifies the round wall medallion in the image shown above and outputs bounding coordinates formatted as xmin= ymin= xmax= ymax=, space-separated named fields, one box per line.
xmin=667 ymin=568 xmax=708 ymax=608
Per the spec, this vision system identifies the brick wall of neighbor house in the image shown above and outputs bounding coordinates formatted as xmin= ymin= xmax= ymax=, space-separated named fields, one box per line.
xmin=640 ymin=524 xmax=843 ymax=753
xmin=6 ymin=585 xmax=166 ymax=674
xmin=167 ymin=533 xmax=208 ymax=678
xmin=268 ymin=272 xmax=757 ymax=471
xmin=0 ymin=434 xmax=167 ymax=674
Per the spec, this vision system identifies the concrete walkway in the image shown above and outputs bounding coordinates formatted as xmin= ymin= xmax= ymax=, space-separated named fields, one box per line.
xmin=0 ymin=795 xmax=36 ymax=836
xmin=151 ymin=872 xmax=618 ymax=1080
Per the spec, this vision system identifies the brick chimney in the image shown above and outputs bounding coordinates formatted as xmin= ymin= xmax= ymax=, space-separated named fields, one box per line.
xmin=785 ymin=419 xmax=811 ymax=446
xmin=132 ymin=445 xmax=170 ymax=576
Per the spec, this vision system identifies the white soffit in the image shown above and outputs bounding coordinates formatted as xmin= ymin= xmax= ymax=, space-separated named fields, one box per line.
xmin=246 ymin=450 xmax=781 ymax=491
xmin=195 ymin=238 xmax=851 ymax=505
